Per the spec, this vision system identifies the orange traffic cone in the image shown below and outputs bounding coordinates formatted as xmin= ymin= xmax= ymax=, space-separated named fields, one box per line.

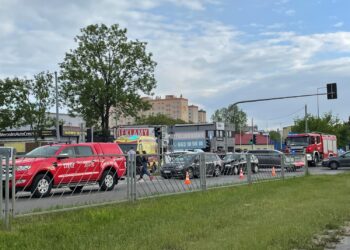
xmin=272 ymin=166 xmax=276 ymax=177
xmin=239 ymin=168 xmax=244 ymax=179
xmin=184 ymin=171 xmax=191 ymax=185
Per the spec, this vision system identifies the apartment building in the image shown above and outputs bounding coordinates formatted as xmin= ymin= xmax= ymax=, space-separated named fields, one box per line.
xmin=112 ymin=95 xmax=206 ymax=126
xmin=143 ymin=95 xmax=189 ymax=122
xmin=198 ymin=109 xmax=207 ymax=123
xmin=188 ymin=105 xmax=199 ymax=123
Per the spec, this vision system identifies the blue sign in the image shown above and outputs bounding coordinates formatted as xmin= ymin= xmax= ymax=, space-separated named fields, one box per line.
xmin=173 ymin=139 xmax=206 ymax=150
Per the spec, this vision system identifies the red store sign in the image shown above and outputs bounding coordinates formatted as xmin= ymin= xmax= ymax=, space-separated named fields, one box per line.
xmin=117 ymin=128 xmax=154 ymax=137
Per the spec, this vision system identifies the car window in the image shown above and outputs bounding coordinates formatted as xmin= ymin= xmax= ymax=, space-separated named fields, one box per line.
xmin=27 ymin=146 xmax=61 ymax=156
xmin=60 ymin=147 xmax=75 ymax=156
xmin=344 ymin=152 xmax=350 ymax=158
xmin=75 ymin=146 xmax=93 ymax=156
xmin=205 ymin=154 xmax=214 ymax=162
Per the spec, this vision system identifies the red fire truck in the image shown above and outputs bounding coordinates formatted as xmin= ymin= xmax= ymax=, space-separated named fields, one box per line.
xmin=285 ymin=132 xmax=337 ymax=165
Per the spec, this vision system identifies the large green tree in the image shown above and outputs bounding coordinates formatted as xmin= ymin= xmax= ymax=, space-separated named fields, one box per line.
xmin=60 ymin=24 xmax=157 ymax=140
xmin=211 ymin=104 xmax=247 ymax=130
xmin=0 ymin=77 xmax=26 ymax=130
xmin=136 ymin=114 xmax=187 ymax=126
xmin=0 ymin=72 xmax=55 ymax=141
xmin=292 ymin=112 xmax=350 ymax=148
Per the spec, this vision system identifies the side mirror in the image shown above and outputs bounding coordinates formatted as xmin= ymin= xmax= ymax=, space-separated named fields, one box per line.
xmin=57 ymin=154 xmax=69 ymax=160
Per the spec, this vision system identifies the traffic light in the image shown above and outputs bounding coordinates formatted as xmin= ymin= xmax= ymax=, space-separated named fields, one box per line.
xmin=252 ymin=134 xmax=257 ymax=145
xmin=327 ymin=83 xmax=337 ymax=99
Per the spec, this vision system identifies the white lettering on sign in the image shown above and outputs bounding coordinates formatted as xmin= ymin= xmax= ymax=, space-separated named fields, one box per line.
xmin=117 ymin=128 xmax=154 ymax=137
xmin=174 ymin=131 xmax=205 ymax=139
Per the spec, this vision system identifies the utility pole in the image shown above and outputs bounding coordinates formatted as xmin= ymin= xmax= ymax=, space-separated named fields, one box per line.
xmin=280 ymin=123 xmax=283 ymax=150
xmin=305 ymin=104 xmax=308 ymax=133
xmin=54 ymin=71 xmax=60 ymax=142
xmin=251 ymin=118 xmax=254 ymax=150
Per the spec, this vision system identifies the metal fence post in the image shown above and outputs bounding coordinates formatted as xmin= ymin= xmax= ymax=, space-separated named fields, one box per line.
xmin=132 ymin=154 xmax=137 ymax=201
xmin=11 ymin=153 xmax=15 ymax=217
xmin=246 ymin=153 xmax=252 ymax=185
xmin=127 ymin=155 xmax=130 ymax=201
xmin=304 ymin=154 xmax=309 ymax=176
xmin=281 ymin=154 xmax=285 ymax=180
xmin=199 ymin=153 xmax=206 ymax=191
xmin=5 ymin=155 xmax=10 ymax=230
xmin=0 ymin=156 xmax=2 ymax=222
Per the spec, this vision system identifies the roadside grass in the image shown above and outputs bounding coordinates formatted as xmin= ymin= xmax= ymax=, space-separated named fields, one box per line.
xmin=1 ymin=174 xmax=350 ymax=250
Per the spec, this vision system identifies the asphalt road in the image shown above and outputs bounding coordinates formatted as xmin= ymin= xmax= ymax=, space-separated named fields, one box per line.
xmin=11 ymin=166 xmax=350 ymax=215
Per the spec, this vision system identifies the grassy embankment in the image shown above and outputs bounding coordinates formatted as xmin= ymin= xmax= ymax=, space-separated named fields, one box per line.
xmin=1 ymin=174 xmax=350 ymax=250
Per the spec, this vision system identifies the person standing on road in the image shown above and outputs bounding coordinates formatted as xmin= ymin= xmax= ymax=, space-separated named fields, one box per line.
xmin=138 ymin=150 xmax=154 ymax=181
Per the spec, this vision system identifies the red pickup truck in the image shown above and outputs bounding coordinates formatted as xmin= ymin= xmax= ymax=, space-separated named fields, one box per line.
xmin=14 ymin=143 xmax=126 ymax=197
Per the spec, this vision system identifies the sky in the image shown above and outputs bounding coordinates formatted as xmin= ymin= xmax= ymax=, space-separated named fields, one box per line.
xmin=1 ymin=0 xmax=350 ymax=131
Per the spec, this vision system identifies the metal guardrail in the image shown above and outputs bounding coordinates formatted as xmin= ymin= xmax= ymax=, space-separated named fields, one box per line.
xmin=1 ymin=151 xmax=309 ymax=230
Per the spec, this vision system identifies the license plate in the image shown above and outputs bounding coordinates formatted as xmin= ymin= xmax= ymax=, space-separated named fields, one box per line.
xmin=163 ymin=170 xmax=171 ymax=174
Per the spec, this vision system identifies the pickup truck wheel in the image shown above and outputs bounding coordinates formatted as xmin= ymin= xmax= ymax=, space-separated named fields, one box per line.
xmin=31 ymin=174 xmax=52 ymax=198
xmin=99 ymin=170 xmax=117 ymax=191
xmin=69 ymin=186 xmax=83 ymax=193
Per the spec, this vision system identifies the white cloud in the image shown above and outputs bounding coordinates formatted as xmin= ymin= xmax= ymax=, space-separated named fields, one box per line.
xmin=285 ymin=9 xmax=295 ymax=16
xmin=1 ymin=0 xmax=350 ymax=126
xmin=333 ymin=22 xmax=344 ymax=28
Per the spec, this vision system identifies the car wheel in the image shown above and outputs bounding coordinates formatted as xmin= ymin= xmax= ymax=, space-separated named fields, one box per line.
xmin=233 ymin=166 xmax=239 ymax=175
xmin=253 ymin=165 xmax=259 ymax=174
xmin=329 ymin=161 xmax=339 ymax=170
xmin=31 ymin=174 xmax=52 ymax=198
xmin=69 ymin=186 xmax=83 ymax=193
xmin=99 ymin=170 xmax=117 ymax=191
xmin=214 ymin=166 xmax=221 ymax=177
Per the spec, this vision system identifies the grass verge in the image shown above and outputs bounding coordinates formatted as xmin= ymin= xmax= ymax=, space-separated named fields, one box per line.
xmin=1 ymin=174 xmax=350 ymax=250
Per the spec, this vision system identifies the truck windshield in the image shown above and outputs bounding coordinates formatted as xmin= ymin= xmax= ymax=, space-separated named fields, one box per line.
xmin=286 ymin=137 xmax=309 ymax=146
xmin=26 ymin=146 xmax=61 ymax=157
xmin=118 ymin=144 xmax=137 ymax=154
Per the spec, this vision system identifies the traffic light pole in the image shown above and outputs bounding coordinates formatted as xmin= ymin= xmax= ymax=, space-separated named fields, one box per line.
xmin=232 ymin=93 xmax=327 ymax=106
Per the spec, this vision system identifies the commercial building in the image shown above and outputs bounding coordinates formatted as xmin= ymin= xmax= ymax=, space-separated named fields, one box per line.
xmin=169 ymin=122 xmax=235 ymax=152
xmin=234 ymin=133 xmax=274 ymax=151
xmin=0 ymin=113 xmax=86 ymax=154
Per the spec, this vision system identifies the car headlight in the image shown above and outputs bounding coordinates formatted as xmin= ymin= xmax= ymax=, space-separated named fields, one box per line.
xmin=17 ymin=165 xmax=31 ymax=171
